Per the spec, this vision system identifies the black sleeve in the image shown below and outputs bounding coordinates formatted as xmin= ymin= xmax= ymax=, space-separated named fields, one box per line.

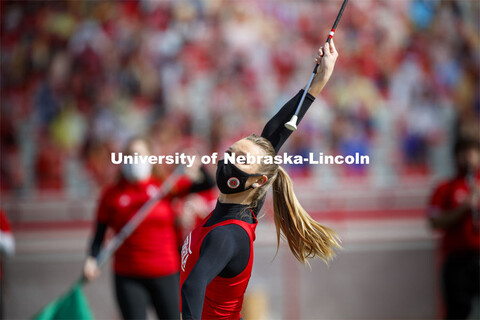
xmin=89 ymin=222 xmax=107 ymax=258
xmin=181 ymin=225 xmax=250 ymax=320
xmin=189 ymin=166 xmax=215 ymax=193
xmin=261 ymin=89 xmax=316 ymax=154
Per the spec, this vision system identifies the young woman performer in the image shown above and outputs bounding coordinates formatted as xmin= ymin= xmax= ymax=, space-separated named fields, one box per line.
xmin=180 ymin=40 xmax=341 ymax=320
xmin=83 ymin=137 xmax=214 ymax=320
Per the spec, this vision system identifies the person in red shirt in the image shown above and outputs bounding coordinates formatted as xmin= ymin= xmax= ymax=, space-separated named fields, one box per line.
xmin=83 ymin=137 xmax=214 ymax=320
xmin=180 ymin=41 xmax=341 ymax=320
xmin=428 ymin=138 xmax=480 ymax=319
xmin=0 ymin=210 xmax=15 ymax=320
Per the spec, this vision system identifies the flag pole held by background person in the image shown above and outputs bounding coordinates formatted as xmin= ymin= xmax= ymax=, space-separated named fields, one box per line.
xmin=31 ymin=166 xmax=185 ymax=320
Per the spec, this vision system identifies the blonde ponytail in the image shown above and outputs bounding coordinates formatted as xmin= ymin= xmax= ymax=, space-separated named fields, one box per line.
xmin=272 ymin=166 xmax=341 ymax=264
xmin=244 ymin=134 xmax=341 ymax=264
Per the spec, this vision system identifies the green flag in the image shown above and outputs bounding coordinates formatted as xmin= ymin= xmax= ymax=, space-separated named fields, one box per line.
xmin=32 ymin=281 xmax=94 ymax=320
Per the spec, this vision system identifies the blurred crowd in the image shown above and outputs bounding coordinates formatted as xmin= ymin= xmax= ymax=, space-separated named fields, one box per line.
xmin=1 ymin=0 xmax=479 ymax=195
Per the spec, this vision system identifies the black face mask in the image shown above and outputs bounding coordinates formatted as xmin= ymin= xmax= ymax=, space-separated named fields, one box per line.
xmin=216 ymin=159 xmax=262 ymax=194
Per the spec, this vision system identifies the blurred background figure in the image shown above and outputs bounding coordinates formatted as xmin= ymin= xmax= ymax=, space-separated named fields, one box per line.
xmin=83 ymin=137 xmax=214 ymax=319
xmin=428 ymin=138 xmax=480 ymax=319
xmin=0 ymin=210 xmax=15 ymax=320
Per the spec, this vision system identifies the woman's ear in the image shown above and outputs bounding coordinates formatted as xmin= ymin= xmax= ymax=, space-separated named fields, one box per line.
xmin=256 ymin=175 xmax=268 ymax=187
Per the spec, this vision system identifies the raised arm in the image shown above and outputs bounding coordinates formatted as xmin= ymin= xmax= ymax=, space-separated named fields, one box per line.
xmin=261 ymin=41 xmax=338 ymax=153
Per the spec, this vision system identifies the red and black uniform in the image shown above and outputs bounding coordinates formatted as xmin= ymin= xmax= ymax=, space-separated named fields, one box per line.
xmin=180 ymin=212 xmax=257 ymax=319
xmin=429 ymin=173 xmax=480 ymax=257
xmin=0 ymin=210 xmax=14 ymax=319
xmin=89 ymin=170 xmax=214 ymax=319
xmin=428 ymin=172 xmax=480 ymax=319
xmin=0 ymin=210 xmax=13 ymax=279
xmin=180 ymin=89 xmax=315 ymax=319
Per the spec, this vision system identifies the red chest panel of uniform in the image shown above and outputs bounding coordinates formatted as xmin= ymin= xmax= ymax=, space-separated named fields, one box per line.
xmin=179 ymin=213 xmax=257 ymax=320
xmin=98 ymin=178 xmax=182 ymax=277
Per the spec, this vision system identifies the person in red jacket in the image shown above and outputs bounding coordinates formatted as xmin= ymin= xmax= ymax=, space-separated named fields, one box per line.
xmin=0 ymin=210 xmax=15 ymax=320
xmin=83 ymin=136 xmax=214 ymax=320
xmin=428 ymin=138 xmax=480 ymax=319
xmin=180 ymin=41 xmax=341 ymax=320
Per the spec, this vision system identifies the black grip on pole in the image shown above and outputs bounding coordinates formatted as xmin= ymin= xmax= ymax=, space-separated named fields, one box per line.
xmin=312 ymin=0 xmax=348 ymax=75
xmin=332 ymin=0 xmax=349 ymax=30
